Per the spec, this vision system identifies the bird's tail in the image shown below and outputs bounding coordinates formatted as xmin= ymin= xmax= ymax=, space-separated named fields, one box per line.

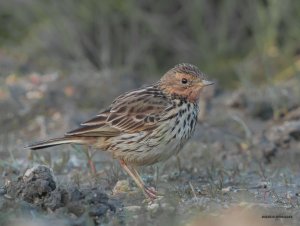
xmin=25 ymin=137 xmax=86 ymax=150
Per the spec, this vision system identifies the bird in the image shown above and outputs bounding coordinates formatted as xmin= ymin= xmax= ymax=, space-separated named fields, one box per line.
xmin=26 ymin=63 xmax=214 ymax=200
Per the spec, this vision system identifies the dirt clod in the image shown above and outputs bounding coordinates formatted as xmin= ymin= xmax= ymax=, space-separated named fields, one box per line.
xmin=1 ymin=165 xmax=116 ymax=222
xmin=266 ymin=120 xmax=300 ymax=145
xmin=5 ymin=165 xmax=56 ymax=204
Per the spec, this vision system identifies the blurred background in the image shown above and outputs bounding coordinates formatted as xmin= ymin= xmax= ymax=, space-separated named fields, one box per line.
xmin=1 ymin=0 xmax=300 ymax=150
xmin=1 ymin=1 xmax=300 ymax=225
xmin=1 ymin=0 xmax=300 ymax=86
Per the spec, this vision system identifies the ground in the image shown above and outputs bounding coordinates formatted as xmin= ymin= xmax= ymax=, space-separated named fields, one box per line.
xmin=0 ymin=73 xmax=300 ymax=226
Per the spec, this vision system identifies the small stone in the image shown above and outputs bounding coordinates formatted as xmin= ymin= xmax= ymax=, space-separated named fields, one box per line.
xmin=124 ymin=205 xmax=141 ymax=213
xmin=222 ymin=186 xmax=232 ymax=193
xmin=147 ymin=203 xmax=159 ymax=213
xmin=286 ymin=191 xmax=293 ymax=199
xmin=4 ymin=194 xmax=12 ymax=199
xmin=112 ymin=180 xmax=131 ymax=194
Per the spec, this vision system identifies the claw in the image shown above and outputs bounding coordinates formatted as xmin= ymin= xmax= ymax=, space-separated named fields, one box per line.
xmin=144 ymin=186 xmax=157 ymax=200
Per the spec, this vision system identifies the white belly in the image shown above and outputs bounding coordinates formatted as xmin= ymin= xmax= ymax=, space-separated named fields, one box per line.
xmin=109 ymin=103 xmax=198 ymax=165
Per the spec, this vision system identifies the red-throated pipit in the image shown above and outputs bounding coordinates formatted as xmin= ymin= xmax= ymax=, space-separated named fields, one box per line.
xmin=26 ymin=63 xmax=214 ymax=200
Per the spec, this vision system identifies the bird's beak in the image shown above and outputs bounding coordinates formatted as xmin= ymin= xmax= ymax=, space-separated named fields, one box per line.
xmin=201 ymin=79 xmax=214 ymax=87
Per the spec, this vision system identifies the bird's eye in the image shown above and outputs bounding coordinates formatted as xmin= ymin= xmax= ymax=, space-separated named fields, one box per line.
xmin=181 ymin=78 xmax=188 ymax=84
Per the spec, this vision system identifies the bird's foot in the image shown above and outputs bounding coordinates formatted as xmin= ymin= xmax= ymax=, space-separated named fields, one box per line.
xmin=144 ymin=186 xmax=157 ymax=200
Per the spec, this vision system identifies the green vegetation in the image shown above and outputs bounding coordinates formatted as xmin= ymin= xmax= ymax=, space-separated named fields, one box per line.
xmin=0 ymin=0 xmax=300 ymax=87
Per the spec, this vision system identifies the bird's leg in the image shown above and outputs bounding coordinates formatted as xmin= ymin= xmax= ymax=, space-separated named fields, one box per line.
xmin=119 ymin=160 xmax=146 ymax=194
xmin=131 ymin=167 xmax=157 ymax=198
xmin=86 ymin=147 xmax=96 ymax=175
xmin=119 ymin=160 xmax=156 ymax=200
xmin=72 ymin=144 xmax=97 ymax=175
xmin=176 ymin=155 xmax=182 ymax=174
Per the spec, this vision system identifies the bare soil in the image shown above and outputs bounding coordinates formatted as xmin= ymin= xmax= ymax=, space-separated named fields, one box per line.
xmin=1 ymin=74 xmax=300 ymax=226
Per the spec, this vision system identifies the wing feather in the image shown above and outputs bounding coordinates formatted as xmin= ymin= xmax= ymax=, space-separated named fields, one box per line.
xmin=66 ymin=86 xmax=171 ymax=137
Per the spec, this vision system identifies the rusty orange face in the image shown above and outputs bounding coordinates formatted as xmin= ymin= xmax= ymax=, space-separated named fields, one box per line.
xmin=159 ymin=64 xmax=213 ymax=102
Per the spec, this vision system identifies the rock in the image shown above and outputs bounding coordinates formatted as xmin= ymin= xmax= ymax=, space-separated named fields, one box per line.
xmin=112 ymin=180 xmax=131 ymax=195
xmin=5 ymin=165 xmax=57 ymax=203
xmin=2 ymin=165 xmax=116 ymax=220
xmin=266 ymin=120 xmax=300 ymax=145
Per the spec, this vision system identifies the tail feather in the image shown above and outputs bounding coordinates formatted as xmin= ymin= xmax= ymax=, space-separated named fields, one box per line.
xmin=25 ymin=137 xmax=85 ymax=150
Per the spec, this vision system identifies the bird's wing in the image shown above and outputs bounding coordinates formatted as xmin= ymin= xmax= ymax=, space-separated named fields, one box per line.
xmin=65 ymin=86 xmax=171 ymax=137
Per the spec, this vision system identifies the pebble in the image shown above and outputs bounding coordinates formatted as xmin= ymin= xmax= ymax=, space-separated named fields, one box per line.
xmin=112 ymin=180 xmax=131 ymax=194
xmin=124 ymin=205 xmax=141 ymax=213
xmin=221 ymin=186 xmax=232 ymax=193
xmin=4 ymin=194 xmax=12 ymax=199
xmin=147 ymin=203 xmax=159 ymax=213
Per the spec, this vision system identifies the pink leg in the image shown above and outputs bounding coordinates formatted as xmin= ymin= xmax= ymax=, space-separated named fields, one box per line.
xmin=119 ymin=160 xmax=157 ymax=200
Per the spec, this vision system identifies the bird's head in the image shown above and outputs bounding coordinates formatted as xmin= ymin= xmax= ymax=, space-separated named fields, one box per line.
xmin=159 ymin=63 xmax=214 ymax=103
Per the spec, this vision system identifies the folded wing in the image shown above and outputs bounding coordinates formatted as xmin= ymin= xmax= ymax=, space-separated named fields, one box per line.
xmin=66 ymin=86 xmax=170 ymax=137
